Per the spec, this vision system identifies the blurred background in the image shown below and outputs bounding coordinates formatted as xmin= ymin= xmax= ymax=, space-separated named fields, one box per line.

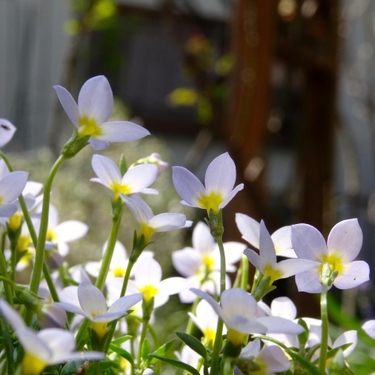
xmin=2 ymin=0 xmax=375 ymax=324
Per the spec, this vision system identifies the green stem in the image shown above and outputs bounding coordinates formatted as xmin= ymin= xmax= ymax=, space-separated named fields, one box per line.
xmin=319 ymin=282 xmax=329 ymax=374
xmin=95 ymin=204 xmax=123 ymax=291
xmin=137 ymin=314 xmax=150 ymax=372
xmin=0 ymin=232 xmax=13 ymax=305
xmin=25 ymin=154 xmax=67 ymax=325
xmin=210 ymin=319 xmax=224 ymax=375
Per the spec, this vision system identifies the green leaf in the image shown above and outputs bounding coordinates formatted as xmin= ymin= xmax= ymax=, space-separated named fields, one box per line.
xmin=111 ymin=335 xmax=132 ymax=346
xmin=148 ymin=354 xmax=201 ymax=375
xmin=141 ymin=338 xmax=151 ymax=360
xmin=60 ymin=360 xmax=86 ymax=375
xmin=175 ymin=332 xmax=207 ymax=360
xmin=109 ymin=343 xmax=134 ymax=366
xmin=149 ymin=339 xmax=176 ymax=365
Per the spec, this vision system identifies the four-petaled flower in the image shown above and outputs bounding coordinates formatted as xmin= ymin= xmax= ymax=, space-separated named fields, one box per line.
xmin=172 ymin=152 xmax=244 ymax=214
xmin=292 ymin=218 xmax=370 ymax=293
xmin=54 ymin=75 xmax=150 ymax=150
xmin=91 ymin=154 xmax=158 ymax=200
xmin=56 ymin=278 xmax=143 ymax=339
xmin=0 ymin=299 xmax=104 ymax=375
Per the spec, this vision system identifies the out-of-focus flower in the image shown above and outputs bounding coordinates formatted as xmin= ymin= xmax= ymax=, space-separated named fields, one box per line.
xmin=127 ymin=257 xmax=190 ymax=308
xmin=54 ymin=75 xmax=150 ymax=150
xmin=0 ymin=171 xmax=28 ymax=217
xmin=0 ymin=118 xmax=16 ymax=148
xmin=0 ymin=299 xmax=104 ymax=375
xmin=56 ymin=278 xmax=143 ymax=339
xmin=91 ymin=154 xmax=158 ymax=200
xmin=292 ymin=219 xmax=369 ymax=293
xmin=172 ymin=152 xmax=244 ymax=214
xmin=130 ymin=152 xmax=169 ymax=176
xmin=172 ymin=221 xmax=245 ymax=303
xmin=236 ymin=213 xmax=296 ymax=258
xmin=121 ymin=194 xmax=191 ymax=243
xmin=238 ymin=338 xmax=290 ymax=375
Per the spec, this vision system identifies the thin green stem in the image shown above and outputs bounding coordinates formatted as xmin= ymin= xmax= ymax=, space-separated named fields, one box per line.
xmin=25 ymin=154 xmax=67 ymax=325
xmin=319 ymin=283 xmax=329 ymax=374
xmin=0 ymin=232 xmax=13 ymax=305
xmin=95 ymin=204 xmax=123 ymax=291
xmin=210 ymin=319 xmax=224 ymax=375
xmin=137 ymin=315 xmax=150 ymax=372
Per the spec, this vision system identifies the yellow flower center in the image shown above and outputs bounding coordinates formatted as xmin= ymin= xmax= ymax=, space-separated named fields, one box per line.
xmin=0 ymin=196 xmax=3 ymax=205
xmin=226 ymin=328 xmax=247 ymax=347
xmin=319 ymin=252 xmax=345 ymax=275
xmin=18 ymin=235 xmax=32 ymax=253
xmin=92 ymin=321 xmax=108 ymax=340
xmin=111 ymin=266 xmax=125 ymax=278
xmin=22 ymin=352 xmax=47 ymax=375
xmin=46 ymin=229 xmax=57 ymax=243
xmin=139 ymin=284 xmax=158 ymax=302
xmin=197 ymin=191 xmax=224 ymax=213
xmin=9 ymin=212 xmax=23 ymax=231
xmin=262 ymin=264 xmax=283 ymax=284
xmin=203 ymin=327 xmax=216 ymax=344
xmin=202 ymin=254 xmax=215 ymax=272
xmin=78 ymin=115 xmax=103 ymax=137
xmin=109 ymin=182 xmax=132 ymax=200
xmin=139 ymin=222 xmax=156 ymax=244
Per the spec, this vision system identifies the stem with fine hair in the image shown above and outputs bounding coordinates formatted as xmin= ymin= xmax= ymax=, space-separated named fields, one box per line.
xmin=319 ymin=282 xmax=329 ymax=374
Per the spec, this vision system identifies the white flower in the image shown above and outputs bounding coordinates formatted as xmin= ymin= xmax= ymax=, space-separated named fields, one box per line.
xmin=121 ymin=194 xmax=191 ymax=243
xmin=91 ymin=154 xmax=158 ymax=200
xmin=239 ymin=339 xmax=290 ymax=375
xmin=56 ymin=278 xmax=143 ymax=339
xmin=172 ymin=152 xmax=244 ymax=213
xmin=0 ymin=118 xmax=16 ymax=148
xmin=236 ymin=213 xmax=296 ymax=258
xmin=243 ymin=220 xmax=319 ymax=284
xmin=0 ymin=299 xmax=104 ymax=375
xmin=191 ymin=288 xmax=304 ymax=347
xmin=292 ymin=219 xmax=369 ymax=293
xmin=54 ymin=75 xmax=150 ymax=150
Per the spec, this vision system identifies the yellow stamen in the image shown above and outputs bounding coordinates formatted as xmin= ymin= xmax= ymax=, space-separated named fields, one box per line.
xmin=22 ymin=352 xmax=47 ymax=375
xmin=78 ymin=115 xmax=103 ymax=137
xmin=226 ymin=328 xmax=247 ymax=347
xmin=139 ymin=284 xmax=158 ymax=303
xmin=319 ymin=252 xmax=345 ymax=275
xmin=262 ymin=264 xmax=283 ymax=284
xmin=109 ymin=182 xmax=132 ymax=200
xmin=197 ymin=191 xmax=224 ymax=213
xmin=92 ymin=321 xmax=108 ymax=340
xmin=9 ymin=212 xmax=23 ymax=231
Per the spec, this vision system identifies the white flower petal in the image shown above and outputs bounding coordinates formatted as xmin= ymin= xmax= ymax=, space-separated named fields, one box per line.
xmin=257 ymin=316 xmax=304 ymax=334
xmin=0 ymin=204 xmax=17 ymax=217
xmin=134 ymin=257 xmax=162 ymax=286
xmin=92 ymin=154 xmax=122 ymax=187
xmin=205 ymin=153 xmax=236 ymax=194
xmin=271 ymin=226 xmax=295 ymax=257
xmin=220 ymin=183 xmax=244 ymax=209
xmin=38 ymin=329 xmax=75 ymax=360
xmin=276 ymin=259 xmax=320 ymax=279
xmin=333 ymin=330 xmax=357 ymax=357
xmin=0 ymin=299 xmax=26 ymax=331
xmin=192 ymin=222 xmax=215 ymax=254
xmin=107 ymin=293 xmax=143 ymax=315
xmin=0 ymin=171 xmax=28 ymax=204
xmin=295 ymin=269 xmax=324 ymax=293
xmin=55 ymin=302 xmax=91 ymax=320
xmin=222 ymin=241 xmax=247 ymax=266
xmin=240 ymin=338 xmax=261 ymax=358
xmin=333 ymin=260 xmax=369 ymax=289
xmin=220 ymin=288 xmax=258 ymax=321
xmin=53 ymin=85 xmax=80 ymax=127
xmin=190 ymin=288 xmax=226 ymax=322
xmin=258 ymin=345 xmax=290 ymax=373
xmin=172 ymin=248 xmax=202 ymax=277
xmin=17 ymin=328 xmax=52 ymax=362
xmin=78 ymin=279 xmax=107 ymax=316
xmin=0 ymin=119 xmax=16 ymax=148
xmin=100 ymin=121 xmax=150 ymax=142
xmin=363 ymin=320 xmax=375 ymax=339
xmin=244 ymin=248 xmax=263 ymax=272
xmin=149 ymin=213 xmax=187 ymax=231
xmin=259 ymin=221 xmax=277 ymax=263
xmin=78 ymin=75 xmax=113 ymax=124
xmin=172 ymin=166 xmax=205 ymax=206
xmin=159 ymin=277 xmax=190 ymax=296
xmin=270 ymin=297 xmax=297 ymax=320
xmin=89 ymin=138 xmax=109 ymax=150
xmin=121 ymin=164 xmax=157 ymax=193
xmin=235 ymin=213 xmax=260 ymax=249
xmin=291 ymin=224 xmax=327 ymax=260
xmin=55 ymin=220 xmax=88 ymax=243
xmin=327 ymin=219 xmax=363 ymax=262
xmin=121 ymin=194 xmax=152 ymax=223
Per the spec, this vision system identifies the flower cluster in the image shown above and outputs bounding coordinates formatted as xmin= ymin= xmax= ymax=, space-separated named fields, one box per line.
xmin=0 ymin=75 xmax=372 ymax=375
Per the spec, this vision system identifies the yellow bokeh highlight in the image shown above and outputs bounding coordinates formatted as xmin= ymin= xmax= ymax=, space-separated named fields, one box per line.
xmin=111 ymin=266 xmax=126 ymax=278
